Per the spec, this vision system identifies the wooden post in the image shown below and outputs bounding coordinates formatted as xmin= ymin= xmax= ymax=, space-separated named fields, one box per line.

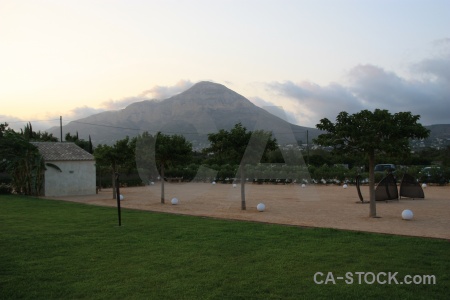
xmin=60 ymin=116 xmax=63 ymax=142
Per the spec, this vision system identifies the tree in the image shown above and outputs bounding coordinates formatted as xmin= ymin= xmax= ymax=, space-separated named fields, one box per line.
xmin=0 ymin=124 xmax=44 ymax=195
xmin=94 ymin=136 xmax=136 ymax=199
xmin=135 ymin=132 xmax=193 ymax=203
xmin=0 ymin=122 xmax=63 ymax=195
xmin=65 ymin=132 xmax=94 ymax=153
xmin=21 ymin=122 xmax=58 ymax=142
xmin=155 ymin=133 xmax=192 ymax=203
xmin=315 ymin=109 xmax=430 ymax=217
xmin=204 ymin=123 xmax=277 ymax=210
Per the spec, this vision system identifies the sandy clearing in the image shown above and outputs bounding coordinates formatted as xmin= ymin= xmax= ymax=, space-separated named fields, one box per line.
xmin=47 ymin=182 xmax=450 ymax=240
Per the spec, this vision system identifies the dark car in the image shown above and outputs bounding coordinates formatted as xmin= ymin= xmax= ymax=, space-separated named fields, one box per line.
xmin=374 ymin=164 xmax=396 ymax=173
xmin=419 ymin=166 xmax=447 ymax=184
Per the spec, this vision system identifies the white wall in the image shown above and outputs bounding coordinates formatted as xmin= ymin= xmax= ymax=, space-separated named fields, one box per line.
xmin=44 ymin=160 xmax=96 ymax=197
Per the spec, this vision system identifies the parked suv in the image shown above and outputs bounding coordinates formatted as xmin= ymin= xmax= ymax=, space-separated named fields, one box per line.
xmin=374 ymin=164 xmax=396 ymax=173
xmin=419 ymin=166 xmax=447 ymax=184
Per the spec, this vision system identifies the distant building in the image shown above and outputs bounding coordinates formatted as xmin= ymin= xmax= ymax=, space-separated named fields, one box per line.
xmin=31 ymin=142 xmax=96 ymax=197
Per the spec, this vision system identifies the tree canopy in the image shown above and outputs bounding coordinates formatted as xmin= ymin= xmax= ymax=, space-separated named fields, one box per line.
xmin=0 ymin=123 xmax=45 ymax=195
xmin=315 ymin=109 xmax=430 ymax=217
xmin=65 ymin=132 xmax=93 ymax=153
xmin=20 ymin=122 xmax=58 ymax=142
xmin=135 ymin=131 xmax=192 ymax=203
xmin=94 ymin=136 xmax=136 ymax=199
xmin=204 ymin=123 xmax=277 ymax=209
xmin=204 ymin=123 xmax=277 ymax=165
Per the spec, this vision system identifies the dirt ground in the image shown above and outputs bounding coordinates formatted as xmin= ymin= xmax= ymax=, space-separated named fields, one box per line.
xmin=49 ymin=182 xmax=450 ymax=240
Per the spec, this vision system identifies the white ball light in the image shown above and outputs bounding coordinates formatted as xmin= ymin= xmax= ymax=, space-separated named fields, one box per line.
xmin=233 ymin=183 xmax=237 ymax=188
xmin=150 ymin=181 xmax=155 ymax=185
xmin=119 ymin=194 xmax=124 ymax=201
xmin=402 ymin=209 xmax=413 ymax=220
xmin=212 ymin=181 xmax=216 ymax=185
xmin=171 ymin=198 xmax=179 ymax=205
xmin=343 ymin=184 xmax=348 ymax=189
xmin=421 ymin=183 xmax=427 ymax=188
xmin=257 ymin=203 xmax=265 ymax=212
xmin=301 ymin=184 xmax=306 ymax=188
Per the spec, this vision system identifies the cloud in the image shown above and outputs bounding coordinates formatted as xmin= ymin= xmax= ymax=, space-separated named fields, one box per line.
xmin=0 ymin=114 xmax=32 ymax=131
xmin=348 ymin=64 xmax=415 ymax=106
xmin=411 ymin=39 xmax=450 ymax=83
xmin=99 ymin=80 xmax=195 ymax=111
xmin=67 ymin=106 xmax=106 ymax=120
xmin=100 ymin=96 xmax=148 ymax=110
xmin=412 ymin=57 xmax=450 ymax=82
xmin=432 ymin=37 xmax=450 ymax=47
xmin=250 ymin=96 xmax=302 ymax=124
xmin=0 ymin=114 xmax=69 ymax=132
xmin=267 ymin=80 xmax=362 ymax=126
xmin=139 ymin=80 xmax=194 ymax=100
xmin=265 ymin=42 xmax=450 ymax=127
xmin=347 ymin=63 xmax=450 ymax=125
xmin=60 ymin=80 xmax=196 ymax=123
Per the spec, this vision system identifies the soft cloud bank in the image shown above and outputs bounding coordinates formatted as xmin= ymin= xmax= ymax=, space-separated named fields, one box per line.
xmin=265 ymin=40 xmax=450 ymax=126
xmin=139 ymin=80 xmax=194 ymax=100
xmin=100 ymin=80 xmax=195 ymax=110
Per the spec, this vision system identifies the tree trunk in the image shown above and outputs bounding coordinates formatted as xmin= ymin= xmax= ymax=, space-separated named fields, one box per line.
xmin=240 ymin=165 xmax=246 ymax=210
xmin=160 ymin=163 xmax=165 ymax=204
xmin=368 ymin=152 xmax=377 ymax=217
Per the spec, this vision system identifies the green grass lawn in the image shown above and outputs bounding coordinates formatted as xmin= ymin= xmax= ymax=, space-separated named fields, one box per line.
xmin=1 ymin=195 xmax=449 ymax=299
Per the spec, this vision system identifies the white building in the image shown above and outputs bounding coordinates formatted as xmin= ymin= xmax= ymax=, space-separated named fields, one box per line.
xmin=31 ymin=142 xmax=96 ymax=197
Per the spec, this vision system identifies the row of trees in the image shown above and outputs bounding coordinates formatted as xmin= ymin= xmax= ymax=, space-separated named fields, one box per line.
xmin=95 ymin=109 xmax=432 ymax=218
xmin=92 ymin=123 xmax=278 ymax=209
xmin=0 ymin=109 xmax=437 ymax=218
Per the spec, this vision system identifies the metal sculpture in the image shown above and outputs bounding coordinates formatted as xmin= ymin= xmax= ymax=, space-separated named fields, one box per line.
xmin=375 ymin=173 xmax=398 ymax=201
xmin=399 ymin=173 xmax=424 ymax=199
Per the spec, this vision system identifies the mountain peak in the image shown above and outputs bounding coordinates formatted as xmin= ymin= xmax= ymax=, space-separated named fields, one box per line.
xmin=191 ymin=81 xmax=228 ymax=89
xmin=167 ymin=81 xmax=253 ymax=108
xmin=49 ymin=81 xmax=320 ymax=146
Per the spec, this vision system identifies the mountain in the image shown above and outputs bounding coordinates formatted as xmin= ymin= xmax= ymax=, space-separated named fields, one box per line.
xmin=425 ymin=124 xmax=450 ymax=140
xmin=422 ymin=124 xmax=450 ymax=149
xmin=48 ymin=81 xmax=320 ymax=147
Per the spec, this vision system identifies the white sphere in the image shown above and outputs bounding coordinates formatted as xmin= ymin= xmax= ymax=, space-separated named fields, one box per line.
xmin=343 ymin=184 xmax=348 ymax=189
xmin=212 ymin=181 xmax=216 ymax=185
xmin=421 ymin=183 xmax=427 ymax=188
xmin=233 ymin=183 xmax=237 ymax=188
xmin=150 ymin=181 xmax=155 ymax=185
xmin=171 ymin=198 xmax=179 ymax=205
xmin=301 ymin=184 xmax=306 ymax=188
xmin=257 ymin=203 xmax=265 ymax=212
xmin=402 ymin=209 xmax=413 ymax=220
xmin=119 ymin=194 xmax=124 ymax=201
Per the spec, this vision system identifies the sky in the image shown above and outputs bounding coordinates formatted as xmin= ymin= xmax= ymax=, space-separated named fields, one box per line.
xmin=1 ymin=0 xmax=449 ymax=131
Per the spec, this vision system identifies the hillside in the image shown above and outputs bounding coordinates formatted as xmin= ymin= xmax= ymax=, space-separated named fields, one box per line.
xmin=48 ymin=81 xmax=320 ymax=147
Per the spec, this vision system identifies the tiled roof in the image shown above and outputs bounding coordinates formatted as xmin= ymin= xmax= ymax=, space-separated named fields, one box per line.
xmin=30 ymin=142 xmax=94 ymax=161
